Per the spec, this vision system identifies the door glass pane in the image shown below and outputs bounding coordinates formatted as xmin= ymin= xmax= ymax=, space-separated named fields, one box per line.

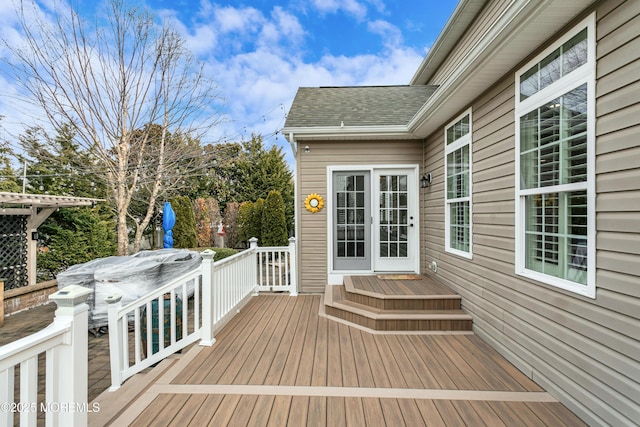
xmin=336 ymin=173 xmax=367 ymax=260
xmin=379 ymin=174 xmax=409 ymax=259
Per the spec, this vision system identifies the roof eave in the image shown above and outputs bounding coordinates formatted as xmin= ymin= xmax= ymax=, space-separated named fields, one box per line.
xmin=409 ymin=0 xmax=597 ymax=138
xmin=282 ymin=125 xmax=419 ymax=141
xmin=410 ymin=0 xmax=488 ymax=86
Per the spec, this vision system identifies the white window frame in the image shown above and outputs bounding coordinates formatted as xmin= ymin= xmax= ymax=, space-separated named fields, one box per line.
xmin=444 ymin=109 xmax=473 ymax=259
xmin=514 ymin=14 xmax=596 ymax=298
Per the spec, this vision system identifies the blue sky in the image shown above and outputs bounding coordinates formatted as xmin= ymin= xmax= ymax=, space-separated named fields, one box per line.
xmin=0 ymin=0 xmax=458 ymax=158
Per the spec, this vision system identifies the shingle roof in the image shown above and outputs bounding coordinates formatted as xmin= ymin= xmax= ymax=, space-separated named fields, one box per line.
xmin=284 ymin=85 xmax=437 ymax=128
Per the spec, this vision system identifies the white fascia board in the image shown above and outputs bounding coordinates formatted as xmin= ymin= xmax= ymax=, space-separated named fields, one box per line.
xmin=410 ymin=0 xmax=487 ymax=85
xmin=281 ymin=125 xmax=417 ymax=141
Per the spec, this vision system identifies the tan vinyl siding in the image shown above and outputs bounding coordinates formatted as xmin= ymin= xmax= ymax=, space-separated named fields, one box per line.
xmin=298 ymin=140 xmax=422 ymax=293
xmin=420 ymin=1 xmax=640 ymax=425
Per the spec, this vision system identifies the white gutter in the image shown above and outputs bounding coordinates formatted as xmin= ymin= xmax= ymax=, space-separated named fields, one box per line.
xmin=282 ymin=125 xmax=417 ymax=141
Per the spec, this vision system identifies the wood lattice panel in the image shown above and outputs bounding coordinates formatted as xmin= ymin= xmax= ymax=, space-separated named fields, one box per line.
xmin=0 ymin=215 xmax=28 ymax=290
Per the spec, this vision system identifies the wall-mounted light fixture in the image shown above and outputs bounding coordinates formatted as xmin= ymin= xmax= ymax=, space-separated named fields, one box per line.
xmin=304 ymin=145 xmax=310 ymax=153
xmin=420 ymin=173 xmax=432 ymax=188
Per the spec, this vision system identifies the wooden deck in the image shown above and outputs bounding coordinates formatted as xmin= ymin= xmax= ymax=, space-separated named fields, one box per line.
xmin=348 ymin=274 xmax=457 ymax=297
xmin=91 ymin=294 xmax=586 ymax=426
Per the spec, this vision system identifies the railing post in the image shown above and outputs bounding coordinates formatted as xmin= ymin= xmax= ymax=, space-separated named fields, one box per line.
xmin=48 ymin=285 xmax=92 ymax=427
xmin=288 ymin=237 xmax=298 ymax=296
xmin=106 ymin=294 xmax=123 ymax=391
xmin=249 ymin=238 xmax=259 ymax=294
xmin=200 ymin=249 xmax=216 ymax=346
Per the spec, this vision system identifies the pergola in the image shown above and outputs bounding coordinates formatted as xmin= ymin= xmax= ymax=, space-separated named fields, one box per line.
xmin=0 ymin=191 xmax=103 ymax=288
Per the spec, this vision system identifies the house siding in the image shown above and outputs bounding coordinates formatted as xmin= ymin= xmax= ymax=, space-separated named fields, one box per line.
xmin=298 ymin=140 xmax=422 ymax=293
xmin=420 ymin=1 xmax=640 ymax=425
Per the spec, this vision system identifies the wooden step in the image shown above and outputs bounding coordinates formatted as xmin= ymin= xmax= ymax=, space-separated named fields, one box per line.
xmin=342 ymin=276 xmax=463 ymax=310
xmin=324 ymin=282 xmax=473 ymax=333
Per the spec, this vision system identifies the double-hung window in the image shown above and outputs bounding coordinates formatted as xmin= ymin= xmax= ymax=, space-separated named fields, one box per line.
xmin=445 ymin=110 xmax=472 ymax=258
xmin=515 ymin=15 xmax=595 ymax=298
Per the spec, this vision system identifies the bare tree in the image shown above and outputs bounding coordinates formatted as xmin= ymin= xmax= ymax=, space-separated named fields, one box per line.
xmin=5 ymin=0 xmax=221 ymax=254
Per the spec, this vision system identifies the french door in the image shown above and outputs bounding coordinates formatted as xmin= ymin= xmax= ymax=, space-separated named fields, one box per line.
xmin=332 ymin=167 xmax=418 ymax=273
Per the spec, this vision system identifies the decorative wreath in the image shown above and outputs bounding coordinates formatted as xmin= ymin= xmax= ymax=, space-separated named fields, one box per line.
xmin=304 ymin=193 xmax=324 ymax=213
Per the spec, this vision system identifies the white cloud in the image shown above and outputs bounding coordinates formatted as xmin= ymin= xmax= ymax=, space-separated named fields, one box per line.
xmin=213 ymin=5 xmax=264 ymax=34
xmin=368 ymin=19 xmax=403 ymax=49
xmin=310 ymin=0 xmax=367 ymax=20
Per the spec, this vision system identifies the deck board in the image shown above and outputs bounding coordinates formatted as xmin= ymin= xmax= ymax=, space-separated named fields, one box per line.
xmin=407 ymin=335 xmax=457 ymax=389
xmin=207 ymin=394 xmax=242 ymax=426
xmin=264 ymin=296 xmax=306 ymax=385
xmin=327 ymin=396 xmax=346 ymax=426
xmin=362 ymin=398 xmax=386 ymax=427
xmin=281 ymin=296 xmax=314 ymax=386
xmin=350 ymin=329 xmax=376 ymax=388
xmin=288 ymin=396 xmax=309 ymax=427
xmin=167 ymin=394 xmax=208 ymax=426
xmin=350 ymin=275 xmax=456 ymax=296
xmin=339 ymin=323 xmax=359 ymax=387
xmin=311 ymin=312 xmax=329 ymax=387
xmin=246 ymin=395 xmax=274 ymax=427
xmin=96 ymin=295 xmax=588 ymax=427
xmin=396 ymin=399 xmax=427 ymax=427
xmin=307 ymin=396 xmax=327 ymax=426
xmin=373 ymin=335 xmax=409 ymax=388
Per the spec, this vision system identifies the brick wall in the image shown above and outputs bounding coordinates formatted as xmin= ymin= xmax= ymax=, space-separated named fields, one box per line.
xmin=2 ymin=280 xmax=58 ymax=317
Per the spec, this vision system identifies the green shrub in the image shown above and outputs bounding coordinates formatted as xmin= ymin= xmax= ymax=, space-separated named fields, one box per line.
xmin=261 ymin=191 xmax=288 ymax=246
xmin=38 ymin=206 xmax=116 ymax=281
xmin=250 ymin=198 xmax=264 ymax=244
xmin=211 ymin=247 xmax=238 ymax=261
xmin=237 ymin=201 xmax=253 ymax=245
xmin=170 ymin=196 xmax=197 ymax=249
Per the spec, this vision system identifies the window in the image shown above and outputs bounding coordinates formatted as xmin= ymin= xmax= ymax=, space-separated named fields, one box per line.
xmin=445 ymin=110 xmax=472 ymax=258
xmin=515 ymin=15 xmax=595 ymax=298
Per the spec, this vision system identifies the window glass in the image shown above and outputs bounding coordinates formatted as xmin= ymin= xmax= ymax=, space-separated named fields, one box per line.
xmin=445 ymin=112 xmax=472 ymax=256
xmin=516 ymin=18 xmax=593 ymax=296
xmin=520 ymin=29 xmax=588 ymax=100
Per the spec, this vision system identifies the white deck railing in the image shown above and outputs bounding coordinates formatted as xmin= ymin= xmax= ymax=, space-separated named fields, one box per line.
xmin=106 ymin=238 xmax=297 ymax=390
xmin=0 ymin=285 xmax=92 ymax=427
xmin=105 ymin=267 xmax=204 ymax=390
xmin=255 ymin=237 xmax=298 ymax=295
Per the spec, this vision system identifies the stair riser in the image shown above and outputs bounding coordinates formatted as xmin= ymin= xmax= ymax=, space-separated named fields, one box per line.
xmin=326 ymin=306 xmax=473 ymax=332
xmin=339 ymin=287 xmax=462 ymax=311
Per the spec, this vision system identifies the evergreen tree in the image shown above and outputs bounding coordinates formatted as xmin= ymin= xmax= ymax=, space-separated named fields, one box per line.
xmin=38 ymin=205 xmax=116 ymax=280
xmin=170 ymin=196 xmax=197 ymax=248
xmin=14 ymin=125 xmax=116 ymax=276
xmin=261 ymin=191 xmax=288 ymax=246
xmin=237 ymin=201 xmax=253 ymax=245
xmin=251 ymin=198 xmax=265 ymax=245
xmin=234 ymin=135 xmax=294 ymax=235
xmin=0 ymin=146 xmax=20 ymax=192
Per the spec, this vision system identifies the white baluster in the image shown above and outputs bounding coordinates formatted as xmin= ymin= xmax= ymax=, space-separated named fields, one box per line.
xmin=289 ymin=237 xmax=298 ymax=296
xmin=106 ymin=294 xmax=124 ymax=391
xmin=200 ymin=249 xmax=216 ymax=346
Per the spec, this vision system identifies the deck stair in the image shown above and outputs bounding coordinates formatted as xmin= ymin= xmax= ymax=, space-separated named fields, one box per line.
xmin=324 ymin=275 xmax=473 ymax=332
